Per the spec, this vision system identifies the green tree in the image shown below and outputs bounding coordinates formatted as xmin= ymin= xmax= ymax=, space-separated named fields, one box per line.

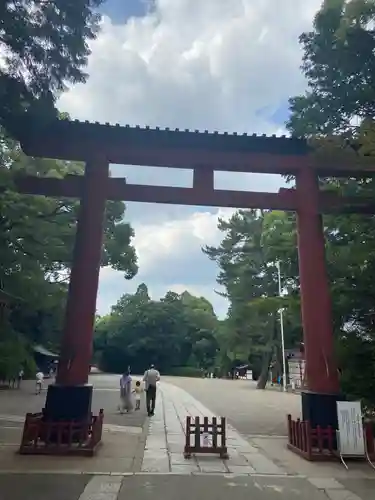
xmin=0 ymin=130 xmax=138 ymax=378
xmin=203 ymin=210 xmax=300 ymax=386
xmin=286 ymin=0 xmax=375 ymax=410
xmin=0 ymin=332 xmax=36 ymax=384
xmin=179 ymin=291 xmax=219 ymax=370
xmin=111 ymin=283 xmax=151 ymax=316
xmin=94 ymin=288 xmax=219 ymax=375
xmin=287 ymin=0 xmax=375 ymax=137
xmin=1 ymin=132 xmax=138 ymax=292
xmin=1 ymin=0 xmax=104 ymax=135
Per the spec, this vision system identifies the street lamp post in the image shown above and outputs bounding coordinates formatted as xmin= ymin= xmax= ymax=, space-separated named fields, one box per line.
xmin=276 ymin=261 xmax=287 ymax=392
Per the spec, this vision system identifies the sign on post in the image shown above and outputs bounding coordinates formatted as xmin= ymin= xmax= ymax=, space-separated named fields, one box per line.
xmin=337 ymin=401 xmax=365 ymax=456
xmin=336 ymin=401 xmax=367 ymax=468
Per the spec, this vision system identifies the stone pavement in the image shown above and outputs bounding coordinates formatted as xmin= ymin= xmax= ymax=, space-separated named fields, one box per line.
xmin=0 ymin=423 xmax=146 ymax=474
xmin=164 ymin=376 xmax=301 ymax=437
xmin=0 ymin=378 xmax=374 ymax=499
xmin=142 ymin=381 xmax=285 ymax=474
xmin=0 ymin=473 xmax=357 ymax=500
xmin=0 ymin=376 xmax=148 ymax=474
xmin=0 ymin=377 xmax=148 ymax=428
xmin=138 ymin=382 xmax=375 ymax=499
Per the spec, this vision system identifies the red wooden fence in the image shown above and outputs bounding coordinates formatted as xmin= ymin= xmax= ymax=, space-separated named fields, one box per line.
xmin=19 ymin=409 xmax=104 ymax=456
xmin=287 ymin=414 xmax=375 ymax=462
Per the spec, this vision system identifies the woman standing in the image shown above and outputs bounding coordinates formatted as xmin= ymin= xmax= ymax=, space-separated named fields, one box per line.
xmin=119 ymin=370 xmax=133 ymax=413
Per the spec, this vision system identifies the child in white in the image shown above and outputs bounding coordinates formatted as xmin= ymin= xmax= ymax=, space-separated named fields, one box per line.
xmin=35 ymin=371 xmax=44 ymax=394
xmin=133 ymin=380 xmax=143 ymax=410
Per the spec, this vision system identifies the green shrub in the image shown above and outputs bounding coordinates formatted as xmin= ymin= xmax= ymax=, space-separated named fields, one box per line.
xmin=168 ymin=366 xmax=203 ymax=378
xmin=337 ymin=335 xmax=375 ymax=414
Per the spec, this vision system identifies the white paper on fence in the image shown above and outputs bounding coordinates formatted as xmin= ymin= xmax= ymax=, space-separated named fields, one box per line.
xmin=202 ymin=432 xmax=211 ymax=447
xmin=337 ymin=401 xmax=365 ymax=456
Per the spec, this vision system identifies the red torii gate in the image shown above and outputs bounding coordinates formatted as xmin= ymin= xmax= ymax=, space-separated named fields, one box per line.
xmin=12 ymin=117 xmax=375 ymax=449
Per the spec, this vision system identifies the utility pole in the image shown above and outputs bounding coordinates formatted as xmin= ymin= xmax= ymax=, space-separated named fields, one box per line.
xmin=276 ymin=261 xmax=287 ymax=392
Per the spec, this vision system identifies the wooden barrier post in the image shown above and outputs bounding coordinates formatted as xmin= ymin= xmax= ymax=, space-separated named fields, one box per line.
xmin=194 ymin=416 xmax=200 ymax=450
xmin=184 ymin=416 xmax=191 ymax=458
xmin=212 ymin=417 xmax=218 ymax=448
xmin=221 ymin=417 xmax=228 ymax=458
xmin=184 ymin=415 xmax=228 ymax=459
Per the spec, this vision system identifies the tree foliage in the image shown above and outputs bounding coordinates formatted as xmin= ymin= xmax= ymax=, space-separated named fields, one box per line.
xmin=201 ymin=0 xmax=375 ymax=400
xmin=203 ymin=210 xmax=301 ymax=384
xmin=0 ymin=0 xmax=104 ymax=135
xmin=284 ymin=0 xmax=375 ymax=408
xmin=287 ymin=0 xmax=375 ymax=137
xmin=0 ymin=129 xmax=138 ymax=379
xmin=94 ymin=284 xmax=219 ymax=375
xmin=0 ymin=0 xmax=141 ymax=382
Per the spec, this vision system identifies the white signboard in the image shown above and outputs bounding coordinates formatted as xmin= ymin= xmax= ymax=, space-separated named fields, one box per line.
xmin=337 ymin=401 xmax=365 ymax=457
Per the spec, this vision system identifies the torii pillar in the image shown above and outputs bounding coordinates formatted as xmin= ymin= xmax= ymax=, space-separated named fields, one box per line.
xmin=296 ymin=168 xmax=341 ymax=429
xmin=44 ymin=159 xmax=109 ymax=421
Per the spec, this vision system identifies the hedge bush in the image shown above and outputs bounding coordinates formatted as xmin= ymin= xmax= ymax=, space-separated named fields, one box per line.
xmin=168 ymin=366 xmax=203 ymax=378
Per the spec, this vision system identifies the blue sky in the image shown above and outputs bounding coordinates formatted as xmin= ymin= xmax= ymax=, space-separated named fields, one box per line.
xmin=59 ymin=0 xmax=321 ymax=318
xmin=99 ymin=0 xmax=150 ymax=24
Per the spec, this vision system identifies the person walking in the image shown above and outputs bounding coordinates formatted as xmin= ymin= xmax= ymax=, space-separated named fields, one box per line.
xmin=119 ymin=369 xmax=133 ymax=414
xmin=17 ymin=368 xmax=24 ymax=389
xmin=35 ymin=370 xmax=44 ymax=395
xmin=143 ymin=364 xmax=160 ymax=416
xmin=132 ymin=380 xmax=143 ymax=411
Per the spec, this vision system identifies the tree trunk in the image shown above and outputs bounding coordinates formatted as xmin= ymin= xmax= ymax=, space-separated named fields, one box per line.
xmin=256 ymin=316 xmax=278 ymax=390
xmin=256 ymin=349 xmax=273 ymax=389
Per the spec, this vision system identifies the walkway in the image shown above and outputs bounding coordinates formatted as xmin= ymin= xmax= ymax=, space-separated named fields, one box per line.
xmin=163 ymin=376 xmax=301 ymax=437
xmin=142 ymin=381 xmax=284 ymax=474
xmin=138 ymin=382 xmax=374 ymax=499
xmin=0 ymin=378 xmax=374 ymax=499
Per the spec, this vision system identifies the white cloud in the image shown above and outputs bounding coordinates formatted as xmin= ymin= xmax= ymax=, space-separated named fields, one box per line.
xmin=60 ymin=0 xmax=320 ymax=132
xmin=97 ymin=208 xmax=233 ymax=316
xmin=134 ymin=208 xmax=233 ymax=272
xmin=58 ymin=0 xmax=321 ymax=317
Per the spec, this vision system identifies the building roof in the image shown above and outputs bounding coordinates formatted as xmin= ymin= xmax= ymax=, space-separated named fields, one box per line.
xmin=33 ymin=345 xmax=59 ymax=358
xmin=235 ymin=364 xmax=250 ymax=370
